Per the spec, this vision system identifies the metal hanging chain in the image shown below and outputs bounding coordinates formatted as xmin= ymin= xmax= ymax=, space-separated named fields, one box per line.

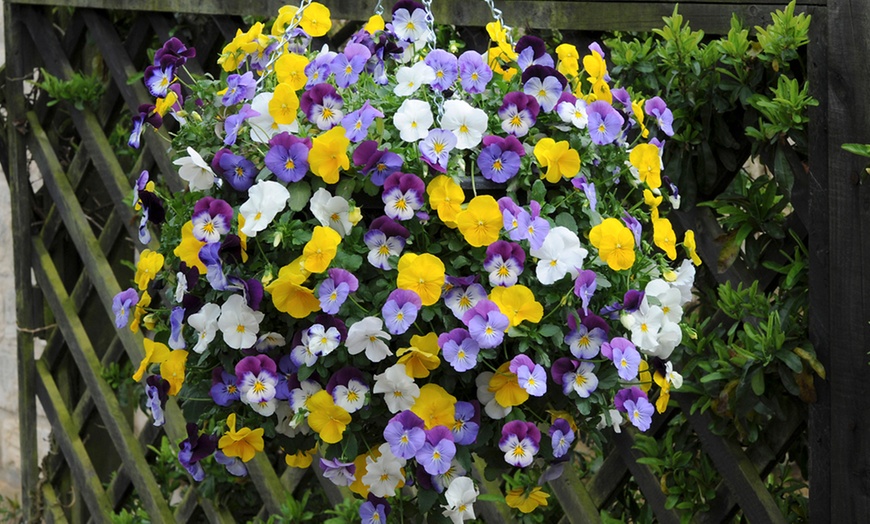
xmin=421 ymin=0 xmax=437 ymax=52
xmin=482 ymin=0 xmax=514 ymax=46
xmin=255 ymin=0 xmax=313 ymax=87
xmin=373 ymin=0 xmax=384 ymax=16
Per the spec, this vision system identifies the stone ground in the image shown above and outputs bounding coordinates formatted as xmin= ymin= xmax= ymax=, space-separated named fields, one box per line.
xmin=0 ymin=6 xmax=53 ymax=502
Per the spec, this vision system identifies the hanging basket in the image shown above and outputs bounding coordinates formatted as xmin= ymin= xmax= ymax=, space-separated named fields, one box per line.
xmin=117 ymin=0 xmax=698 ymax=519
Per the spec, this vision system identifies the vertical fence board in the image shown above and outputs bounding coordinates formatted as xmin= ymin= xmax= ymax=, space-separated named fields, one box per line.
xmin=824 ymin=0 xmax=870 ymax=518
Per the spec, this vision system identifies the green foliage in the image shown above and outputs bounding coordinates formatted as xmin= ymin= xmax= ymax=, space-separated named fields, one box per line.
xmin=0 ymin=496 xmax=24 ymax=524
xmin=33 ymin=68 xmax=106 ymax=111
xmin=322 ymin=497 xmax=364 ymax=524
xmin=257 ymin=491 xmax=315 ymax=523
xmin=607 ymin=0 xmax=814 ymax=205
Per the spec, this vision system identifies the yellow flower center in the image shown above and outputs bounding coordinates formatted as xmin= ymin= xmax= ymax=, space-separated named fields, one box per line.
xmin=321 ymin=107 xmax=334 ymax=119
xmin=640 ymin=323 xmax=648 ymax=332
xmin=253 ymin=380 xmax=266 ymax=393
xmin=236 ymin=324 xmax=246 ymax=333
xmin=285 ymin=158 xmax=295 ymax=170
xmin=493 ymin=159 xmax=503 ymax=171
xmin=459 ymin=124 xmax=469 ymax=134
xmin=510 ymin=115 xmax=522 ymax=126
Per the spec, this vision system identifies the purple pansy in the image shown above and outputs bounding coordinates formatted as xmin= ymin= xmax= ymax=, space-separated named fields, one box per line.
xmin=217 ymin=151 xmax=257 ymax=192
xmin=424 ymin=49 xmax=459 ymax=91
xmin=549 ymin=418 xmax=575 ymax=459
xmin=515 ymin=201 xmax=550 ymax=250
xmin=624 ymin=397 xmax=655 ymax=431
xmin=128 ymin=103 xmax=162 ymax=148
xmin=573 ymin=269 xmax=597 ymax=314
xmin=562 ymin=361 xmax=599 ymax=398
xmin=191 ymin=197 xmax=233 ymax=244
xmin=318 ymin=268 xmax=359 ymax=314
xmin=382 ymin=288 xmax=422 ymax=335
xmin=274 ymin=355 xmax=300 ymax=401
xmin=587 ymin=100 xmax=625 ymax=145
xmin=622 ymin=211 xmax=642 ymax=248
xmin=612 ymin=342 xmax=641 ymax=381
xmin=169 ymin=306 xmax=186 ymax=350
xmin=451 ymin=401 xmax=480 ymax=445
xmin=571 ymin=176 xmax=598 ymax=211
xmin=462 ymin=299 xmax=509 ymax=348
xmin=177 ymin=423 xmax=217 ymax=482
xmin=614 ymin=386 xmax=648 ymax=412
xmin=359 ymin=501 xmax=387 ymax=524
xmin=143 ymin=56 xmax=175 ymax=98
xmin=623 ymin=290 xmax=645 ymax=313
xmin=458 ymin=50 xmax=492 ymax=94
xmin=352 ymin=141 xmax=404 ymax=186
xmin=522 ymin=65 xmax=567 ymax=113
xmin=300 ymin=83 xmax=344 ymax=130
xmin=477 ymin=134 xmax=524 ymax=183
xmin=483 ymin=240 xmax=525 ymax=287
xmin=384 ymin=410 xmax=426 ymax=459
xmin=320 ymin=457 xmax=356 ymax=487
xmin=498 ymin=92 xmax=540 ymax=137
xmin=382 ymin=172 xmax=425 ymax=221
xmin=330 ymin=43 xmax=372 ymax=88
xmin=342 ymin=101 xmax=384 ymax=143
xmin=510 ymin=354 xmax=547 ymax=397
xmin=223 ymin=103 xmax=260 ymax=146
xmin=145 ymin=375 xmax=170 ymax=426
xmin=209 ymin=368 xmax=241 ymax=406
xmin=515 ymin=35 xmax=554 ymax=70
xmin=326 ymin=367 xmax=369 ymax=413
xmin=645 ymin=96 xmax=674 ymax=136
xmin=264 ymin=132 xmax=311 ymax=183
xmin=416 ymin=426 xmax=456 ymax=475
xmin=112 ymin=288 xmax=139 ymax=328
xmin=154 ymin=37 xmax=196 ymax=67
xmin=443 ymin=282 xmax=487 ymax=320
xmin=304 ymin=50 xmax=337 ymax=88
xmin=419 ymin=128 xmax=457 ymax=173
xmin=499 ymin=420 xmax=541 ymax=468
xmin=565 ymin=321 xmax=607 ymax=360
xmin=214 ymin=450 xmax=247 ymax=477
xmin=439 ymin=328 xmax=480 ymax=372
xmin=235 ymin=355 xmax=279 ymax=415
xmin=222 ymin=71 xmax=256 ymax=106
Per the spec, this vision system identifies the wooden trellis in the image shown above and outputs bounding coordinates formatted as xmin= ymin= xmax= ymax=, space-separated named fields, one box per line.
xmin=3 ymin=0 xmax=864 ymax=521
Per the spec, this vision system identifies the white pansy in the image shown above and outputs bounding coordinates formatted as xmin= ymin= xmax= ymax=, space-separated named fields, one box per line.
xmin=247 ymin=92 xmax=298 ymax=143
xmin=373 ymin=364 xmax=420 ymax=413
xmin=645 ymin=278 xmax=684 ymax=324
xmin=188 ymin=303 xmax=221 ymax=354
xmin=442 ymin=476 xmax=479 ymax=524
xmin=393 ymin=61 xmax=436 ymax=97
xmin=629 ymin=299 xmax=664 ymax=352
xmin=333 ymin=379 xmax=368 ymax=413
xmin=530 ymin=226 xmax=588 ymax=285
xmin=309 ymin=188 xmax=352 ymax=237
xmin=173 ymin=146 xmax=216 ymax=191
xmin=393 ymin=99 xmax=433 ymax=142
xmin=441 ymin=100 xmax=487 ymax=150
xmin=664 ymin=361 xmax=684 ymax=389
xmin=392 ymin=7 xmax=430 ymax=42
xmin=557 ymin=99 xmax=588 ymax=129
xmin=346 ymin=316 xmax=393 ymax=362
xmin=217 ymin=294 xmax=264 ymax=350
xmin=307 ymin=324 xmax=341 ymax=356
xmin=361 ymin=444 xmax=406 ymax=497
xmin=239 ymin=180 xmax=290 ymax=237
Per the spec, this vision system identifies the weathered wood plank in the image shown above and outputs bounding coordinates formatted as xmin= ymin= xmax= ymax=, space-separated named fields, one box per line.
xmin=806 ymin=2 xmax=830 ymax=521
xmin=471 ymin=455 xmax=512 ymax=523
xmin=822 ymin=0 xmax=870 ymax=519
xmin=611 ymin=429 xmax=681 ymax=524
xmin=31 ymin=214 xmax=175 ymax=523
xmin=6 ymin=3 xmax=40 ymax=518
xmin=675 ymin=394 xmax=788 ymax=524
xmin=9 ymin=1 xmax=824 ymax=33
xmin=245 ymin=453 xmax=290 ymax=515
xmin=41 ymin=482 xmax=70 ymax=524
xmin=34 ymin=359 xmax=115 ymax=523
xmin=548 ymin=466 xmax=602 ymax=524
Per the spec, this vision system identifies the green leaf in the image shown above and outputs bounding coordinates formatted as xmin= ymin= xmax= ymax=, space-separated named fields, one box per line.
xmin=530 ymin=179 xmax=546 ymax=202
xmin=842 ymin=143 xmax=870 ymax=158
xmin=288 ymin=182 xmax=312 ymax=212
xmin=773 ymin=144 xmax=794 ymax=195
xmin=555 ymin=212 xmax=578 ymax=231
xmin=776 ymin=349 xmax=803 ymax=373
xmin=538 ymin=324 xmax=563 ymax=338
xmin=477 ymin=493 xmax=505 ymax=503
xmin=750 ymin=367 xmax=765 ymax=396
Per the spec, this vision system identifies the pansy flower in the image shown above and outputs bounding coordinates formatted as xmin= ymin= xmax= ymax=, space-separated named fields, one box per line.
xmin=304 ymin=49 xmax=337 ymax=88
xmin=364 ymin=216 xmax=409 ymax=269
xmin=513 ymin=201 xmax=550 ymax=250
xmin=417 ymin=426 xmax=456 ymax=475
xmin=499 ymin=420 xmax=541 ymax=467
xmin=209 ymin=367 xmax=240 ymax=406
xmin=557 ymin=96 xmax=589 ymax=129
xmin=549 ymin=418 xmax=575 ymax=459
xmin=490 ymin=285 xmax=543 ymax=328
xmin=424 ymin=49 xmax=459 ymax=91
xmin=384 ymin=410 xmax=426 ymax=460
xmin=624 ymin=397 xmax=655 ymax=431
xmin=419 ymin=128 xmax=457 ymax=173
xmin=393 ymin=99 xmax=433 ymax=142
xmin=174 ymin=147 xmax=216 ymax=191
xmin=362 ymin=444 xmax=406 ymax=498
xmin=442 ymin=476 xmax=479 ymax=523
xmin=300 ymin=83 xmax=344 ymax=130
xmin=341 ymin=101 xmax=384 ymax=143
xmin=456 ymin=195 xmax=502 ymax=247
xmin=264 ymin=132 xmax=311 ymax=183
xmin=222 ymin=71 xmax=256 ymax=106
xmin=144 ymin=56 xmax=176 ymax=98
xmin=128 ymin=103 xmax=162 ymax=149
xmin=191 ymin=197 xmax=233 ymax=244
xmin=215 ymin=150 xmax=257 ymax=192
xmin=397 ymin=333 xmax=441 ymax=379
xmin=522 ymin=65 xmax=567 ymax=113
xmin=382 ymin=288 xmax=422 ymax=335
xmin=320 ymin=457 xmax=356 ymax=487
xmin=516 ymin=35 xmax=555 ymax=71
xmin=373 ymin=363 xmax=420 ymax=413
xmin=239 ymin=180 xmax=289 ymax=237
xmin=178 ymin=423 xmax=217 ymax=481
xmin=497 ymin=92 xmax=540 ymax=138
xmin=310 ymin=188 xmax=353 ymax=237
xmin=154 ymin=36 xmax=196 ymax=66
xmin=439 ymin=328 xmax=480 ymax=372
xmin=426 ymin=175 xmax=465 ymax=226
xmin=330 ymin=43 xmax=372 ymax=88
xmin=306 ymin=390 xmax=352 ymax=444
xmin=477 ymin=135 xmax=524 ymax=183
xmin=249 ymin=92 xmax=299 ymax=143
xmin=353 ymin=141 xmax=404 ymax=186
xmin=382 ymin=171 xmax=425 ymax=221
xmin=394 ymin=60 xmax=437 ymax=97
xmin=451 ymin=401 xmax=480 ymax=445
xmin=443 ymin=282 xmax=487 ymax=320
xmin=645 ymin=96 xmax=675 ymax=136
xmin=318 ymin=268 xmax=359 ymax=314
xmin=112 ymin=288 xmax=139 ymax=329
xmin=587 ymin=100 xmax=625 ymax=145
xmin=530 ymin=226 xmax=588 ymax=285
xmin=483 ymin=240 xmax=525 ymax=287
xmin=462 ymin=299 xmax=509 ymax=348
xmin=510 ymin=354 xmax=547 ymax=397
xmin=217 ymin=294 xmax=264 ymax=349
xmin=235 ymin=354 xmax=279 ymax=416
xmin=457 ymin=51 xmax=492 ymax=94
xmin=391 ymin=1 xmax=430 ymax=42
xmin=327 ymin=367 xmax=369 ymax=413
xmin=346 ymin=316 xmax=392 ymax=362
xmin=145 ymin=375 xmax=170 ymax=426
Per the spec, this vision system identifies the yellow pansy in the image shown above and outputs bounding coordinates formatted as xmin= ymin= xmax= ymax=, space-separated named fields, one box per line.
xmin=397 ymin=333 xmax=441 ymax=379
xmin=271 ymin=5 xmax=298 ymax=36
xmin=653 ymin=217 xmax=677 ymax=260
xmin=591 ymin=79 xmax=613 ymax=104
xmin=489 ymin=362 xmax=529 ymax=408
xmin=487 ymin=47 xmax=518 ymax=81
xmin=129 ymin=290 xmax=151 ymax=334
xmin=306 ymin=390 xmax=352 ymax=444
xmin=455 ymin=195 xmax=503 ymax=247
xmin=134 ymin=249 xmax=164 ymax=291
xmin=160 ymin=349 xmax=189 ymax=396
xmin=638 ymin=359 xmax=652 ymax=394
xmin=302 ymin=226 xmax=341 ymax=273
xmin=426 ymin=175 xmax=465 ymax=227
xmin=506 ymin=486 xmax=550 ymax=513
xmin=583 ymin=52 xmax=607 ymax=84
xmin=155 ymin=90 xmax=178 ymax=117
xmin=265 ymin=262 xmax=321 ymax=319
xmin=285 ymin=446 xmax=317 ymax=468
xmin=237 ymin=214 xmax=249 ymax=263
xmin=556 ymin=44 xmax=580 ymax=78
xmin=485 ymin=21 xmax=517 ymax=60
xmin=218 ymin=413 xmax=265 ymax=463
xmin=684 ymin=230 xmax=702 ymax=266
xmin=630 ymin=143 xmax=662 ymax=189
xmin=411 ymin=384 xmax=457 ymax=430
xmin=309 ymin=126 xmax=350 ymax=184
xmin=268 ymin=82 xmax=299 ymax=125
xmin=396 ymin=253 xmax=445 ymax=306
xmin=364 ymin=14 xmax=385 ymax=34
xmin=490 ymin=285 xmax=543 ymax=327
xmin=589 ymin=218 xmax=636 ymax=271
xmin=174 ymin=221 xmax=207 ymax=274
xmin=299 ymin=2 xmax=332 ymax=37
xmin=275 ymin=53 xmax=309 ymax=91
xmin=132 ymin=338 xmax=170 ymax=382
xmin=533 ymin=138 xmax=581 ymax=183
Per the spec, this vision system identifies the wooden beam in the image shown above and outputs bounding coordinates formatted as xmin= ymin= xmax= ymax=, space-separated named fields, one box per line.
xmin=822 ymin=0 xmax=870 ymax=519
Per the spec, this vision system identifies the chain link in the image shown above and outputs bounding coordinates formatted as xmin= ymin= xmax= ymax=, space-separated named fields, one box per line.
xmin=373 ymin=0 xmax=384 ymax=16
xmin=420 ymin=0 xmax=444 ymax=122
xmin=255 ymin=0 xmax=313 ymax=87
xmin=482 ymin=0 xmax=513 ymax=45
